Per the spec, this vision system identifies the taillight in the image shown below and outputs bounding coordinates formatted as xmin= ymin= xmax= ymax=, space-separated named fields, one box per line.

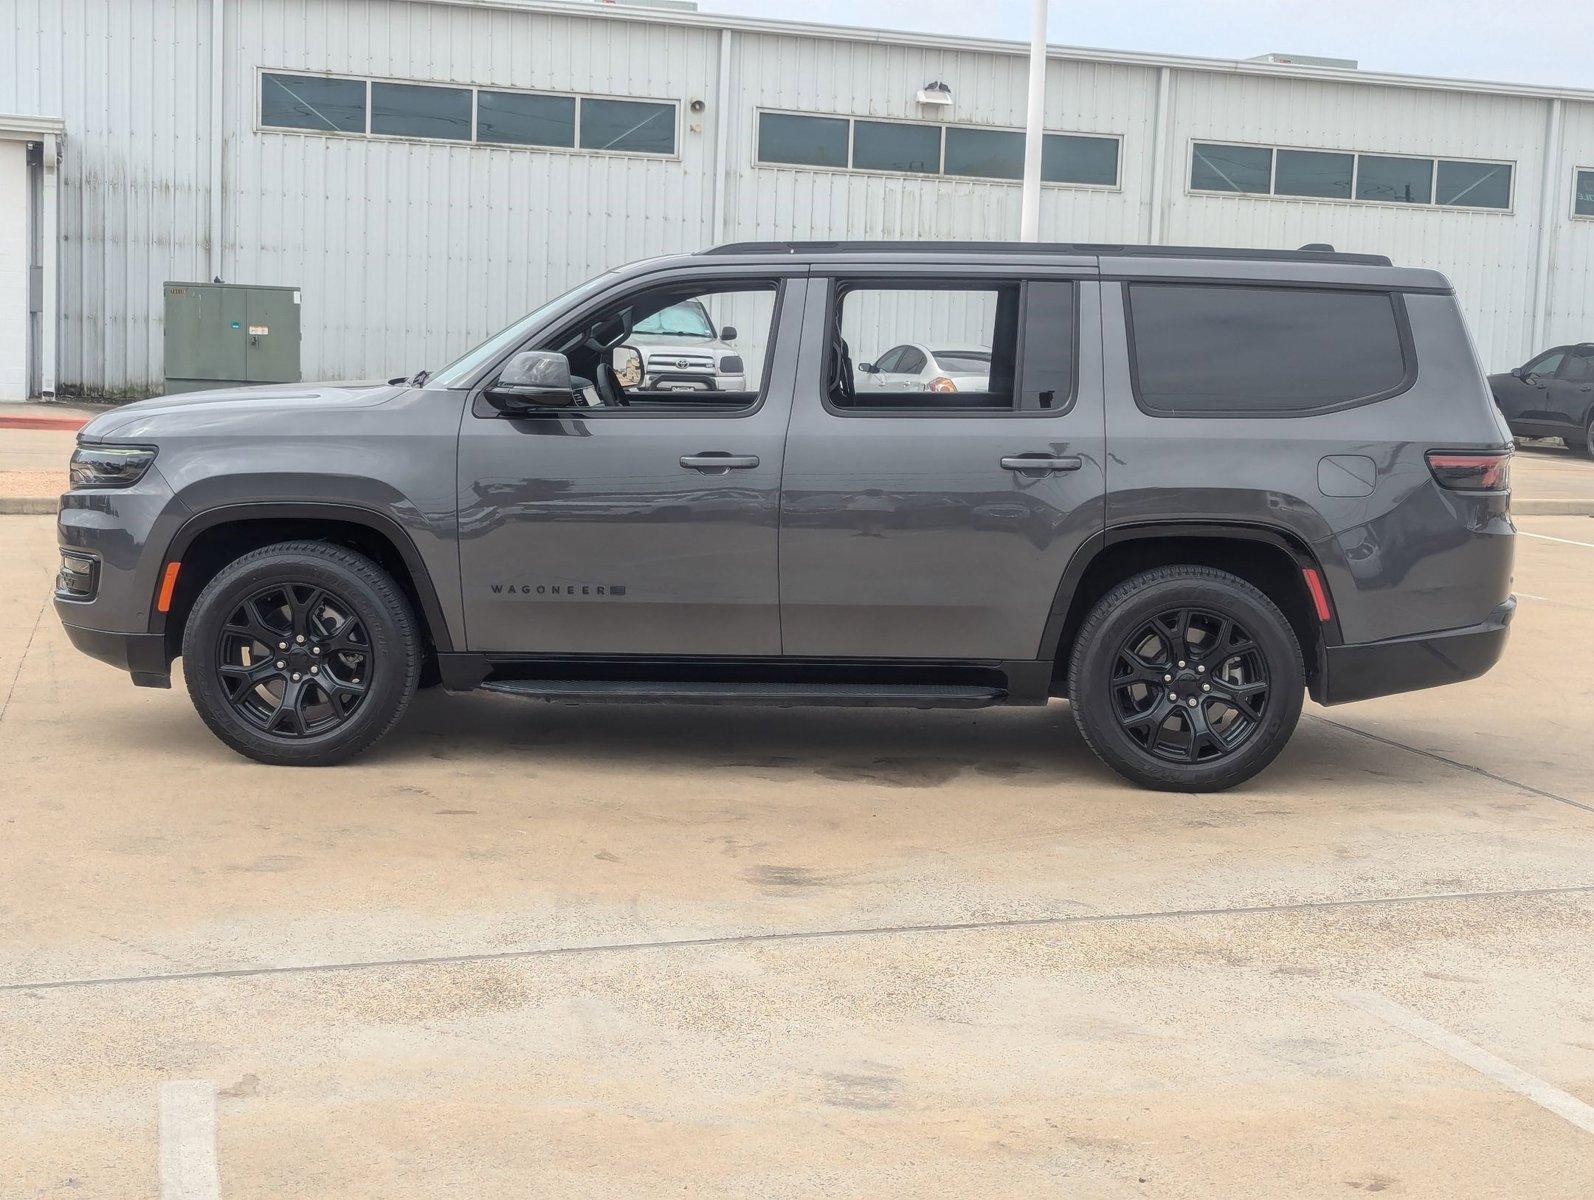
xmin=927 ymin=376 xmax=958 ymax=393
xmin=1426 ymin=451 xmax=1511 ymax=492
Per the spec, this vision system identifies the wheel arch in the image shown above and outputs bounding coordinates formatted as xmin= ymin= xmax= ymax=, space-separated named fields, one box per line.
xmin=154 ymin=503 xmax=455 ymax=666
xmin=1040 ymin=522 xmax=1339 ymax=692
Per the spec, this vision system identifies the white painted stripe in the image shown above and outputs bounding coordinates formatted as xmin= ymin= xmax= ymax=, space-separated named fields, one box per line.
xmin=1341 ymin=990 xmax=1594 ymax=1134
xmin=1516 ymin=593 xmax=1550 ymax=601
xmin=159 ymin=1081 xmax=220 ymax=1200
xmin=1520 ymin=530 xmax=1594 ymax=550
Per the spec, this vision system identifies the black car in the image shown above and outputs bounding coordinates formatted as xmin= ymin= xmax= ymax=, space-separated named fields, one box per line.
xmin=1490 ymin=344 xmax=1594 ymax=457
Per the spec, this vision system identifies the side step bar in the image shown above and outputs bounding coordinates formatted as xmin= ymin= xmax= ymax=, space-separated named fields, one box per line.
xmin=478 ymin=679 xmax=1007 ymax=708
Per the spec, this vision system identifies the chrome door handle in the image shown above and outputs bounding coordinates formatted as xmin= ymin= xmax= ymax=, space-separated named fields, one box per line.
xmin=1000 ymin=454 xmax=1083 ymax=473
xmin=680 ymin=452 xmax=760 ymax=473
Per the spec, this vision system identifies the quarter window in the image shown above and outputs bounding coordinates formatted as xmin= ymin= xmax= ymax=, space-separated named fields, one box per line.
xmin=260 ymin=73 xmax=366 ymax=133
xmin=370 ymin=82 xmax=472 ymax=141
xmin=1127 ymin=284 xmax=1410 ymax=416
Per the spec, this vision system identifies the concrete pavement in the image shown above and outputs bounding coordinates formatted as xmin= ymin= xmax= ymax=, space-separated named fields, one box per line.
xmin=1 ymin=512 xmax=1592 ymax=1195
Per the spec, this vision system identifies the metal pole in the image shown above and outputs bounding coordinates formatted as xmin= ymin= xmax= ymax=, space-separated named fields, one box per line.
xmin=1019 ymin=0 xmax=1048 ymax=240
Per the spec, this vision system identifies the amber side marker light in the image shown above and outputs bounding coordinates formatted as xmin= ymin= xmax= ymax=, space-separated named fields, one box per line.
xmin=1301 ymin=567 xmax=1333 ymax=623
xmin=156 ymin=562 xmax=182 ymax=613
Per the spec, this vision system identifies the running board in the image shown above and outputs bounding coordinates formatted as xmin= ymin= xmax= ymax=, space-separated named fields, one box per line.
xmin=478 ymin=679 xmax=1007 ymax=708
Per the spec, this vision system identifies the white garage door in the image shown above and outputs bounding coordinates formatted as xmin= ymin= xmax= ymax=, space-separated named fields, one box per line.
xmin=0 ymin=140 xmax=29 ymax=400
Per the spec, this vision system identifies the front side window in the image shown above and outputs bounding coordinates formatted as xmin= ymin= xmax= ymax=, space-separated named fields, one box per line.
xmin=1526 ymin=350 xmax=1565 ymax=377
xmin=261 ymin=73 xmax=366 ymax=133
xmin=1127 ymin=284 xmax=1410 ymax=416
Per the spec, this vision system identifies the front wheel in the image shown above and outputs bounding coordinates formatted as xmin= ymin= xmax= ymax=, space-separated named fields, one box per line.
xmin=181 ymin=542 xmax=421 ymax=765
xmin=1067 ymin=566 xmax=1305 ymax=792
xmin=1576 ymin=414 xmax=1594 ymax=459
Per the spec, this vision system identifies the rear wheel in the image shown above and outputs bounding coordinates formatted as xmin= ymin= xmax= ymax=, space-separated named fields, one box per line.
xmin=1067 ymin=566 xmax=1305 ymax=791
xmin=181 ymin=542 xmax=420 ymax=765
xmin=1577 ymin=414 xmax=1594 ymax=459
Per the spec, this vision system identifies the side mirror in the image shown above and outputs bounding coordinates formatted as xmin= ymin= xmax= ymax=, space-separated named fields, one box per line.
xmin=484 ymin=350 xmax=576 ymax=410
xmin=613 ymin=345 xmax=644 ymax=389
xmin=1510 ymin=366 xmax=1526 ymax=379
xmin=719 ymin=325 xmax=738 ymax=342
xmin=857 ymin=361 xmax=877 ymax=374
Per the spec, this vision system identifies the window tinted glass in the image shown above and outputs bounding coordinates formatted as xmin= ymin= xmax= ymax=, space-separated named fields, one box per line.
xmin=1128 ymin=284 xmax=1408 ymax=414
xmin=579 ymin=98 xmax=675 ymax=154
xmin=872 ymin=348 xmax=904 ymax=373
xmin=758 ymin=112 xmax=849 ymax=167
xmin=261 ymin=73 xmax=365 ymax=133
xmin=1561 ymin=352 xmax=1594 ymax=381
xmin=852 ymin=120 xmax=940 ymax=173
xmin=1274 ymin=149 xmax=1353 ymax=199
xmin=634 ymin=301 xmax=714 ymax=338
xmin=934 ymin=350 xmax=992 ymax=373
xmin=1435 ymin=160 xmax=1511 ymax=209
xmin=944 ymin=127 xmax=1023 ymax=180
xmin=1356 ymin=154 xmax=1433 ymax=204
xmin=1191 ymin=143 xmax=1271 ymax=194
xmin=476 ymin=91 xmax=575 ymax=147
xmin=1578 ymin=170 xmax=1594 ymax=218
xmin=369 ymin=82 xmax=470 ymax=140
xmin=834 ymin=285 xmax=1018 ymax=410
xmin=1043 ymin=134 xmax=1119 ymax=185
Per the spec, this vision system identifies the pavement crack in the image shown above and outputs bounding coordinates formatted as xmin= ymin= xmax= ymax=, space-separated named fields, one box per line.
xmin=1311 ymin=715 xmax=1594 ymax=816
xmin=0 ymin=592 xmax=48 ymax=729
xmin=4 ymin=881 xmax=1593 ymax=995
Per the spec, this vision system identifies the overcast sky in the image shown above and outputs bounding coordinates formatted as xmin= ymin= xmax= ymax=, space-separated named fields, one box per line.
xmin=708 ymin=0 xmax=1594 ymax=91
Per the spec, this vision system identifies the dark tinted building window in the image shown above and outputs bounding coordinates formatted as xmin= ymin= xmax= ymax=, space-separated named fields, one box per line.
xmin=1043 ymin=134 xmax=1119 ymax=185
xmin=579 ymin=98 xmax=675 ymax=154
xmin=1435 ymin=159 xmax=1511 ymax=209
xmin=1191 ymin=143 xmax=1272 ymax=194
xmin=1356 ymin=154 xmax=1433 ymax=204
xmin=758 ymin=112 xmax=849 ymax=167
xmin=1127 ymin=284 xmax=1409 ymax=415
xmin=370 ymin=82 xmax=471 ymax=140
xmin=1578 ymin=170 xmax=1594 ymax=218
xmin=261 ymin=73 xmax=366 ymax=133
xmin=477 ymin=91 xmax=575 ymax=147
xmin=1274 ymin=149 xmax=1353 ymax=199
xmin=852 ymin=120 xmax=941 ymax=173
xmin=944 ymin=127 xmax=1023 ymax=180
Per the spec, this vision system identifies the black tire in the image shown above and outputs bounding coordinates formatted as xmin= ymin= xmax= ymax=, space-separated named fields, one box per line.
xmin=1576 ymin=415 xmax=1594 ymax=459
xmin=1067 ymin=566 xmax=1305 ymax=792
xmin=181 ymin=541 xmax=421 ymax=766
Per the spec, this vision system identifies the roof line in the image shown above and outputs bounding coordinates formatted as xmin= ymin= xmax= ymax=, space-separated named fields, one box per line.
xmin=397 ymin=0 xmax=1594 ymax=106
xmin=700 ymin=240 xmax=1394 ymax=266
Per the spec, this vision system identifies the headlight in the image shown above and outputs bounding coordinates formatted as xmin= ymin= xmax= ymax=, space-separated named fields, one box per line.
xmin=69 ymin=444 xmax=157 ymax=489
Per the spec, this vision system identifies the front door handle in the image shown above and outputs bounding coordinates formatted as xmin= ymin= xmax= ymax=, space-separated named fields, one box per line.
xmin=1000 ymin=454 xmax=1083 ymax=473
xmin=680 ymin=452 xmax=760 ymax=473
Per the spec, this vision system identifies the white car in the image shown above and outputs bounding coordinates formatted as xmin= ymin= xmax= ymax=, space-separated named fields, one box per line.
xmin=857 ymin=343 xmax=992 ymax=393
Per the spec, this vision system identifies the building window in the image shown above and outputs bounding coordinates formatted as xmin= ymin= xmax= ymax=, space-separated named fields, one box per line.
xmin=1191 ymin=143 xmax=1272 ymax=194
xmin=1191 ymin=140 xmax=1511 ymax=211
xmin=1573 ymin=169 xmax=1594 ymax=218
xmin=477 ymin=91 xmax=575 ymax=148
xmin=579 ymin=98 xmax=675 ymax=154
xmin=259 ymin=70 xmax=677 ymax=157
xmin=370 ymin=82 xmax=472 ymax=141
xmin=756 ymin=110 xmax=1120 ymax=188
xmin=261 ymin=73 xmax=366 ymax=134
xmin=758 ymin=112 xmax=849 ymax=167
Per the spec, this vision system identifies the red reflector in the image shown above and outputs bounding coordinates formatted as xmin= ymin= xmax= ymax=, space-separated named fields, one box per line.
xmin=156 ymin=561 xmax=181 ymax=613
xmin=1301 ymin=567 xmax=1333 ymax=623
xmin=1426 ymin=451 xmax=1511 ymax=492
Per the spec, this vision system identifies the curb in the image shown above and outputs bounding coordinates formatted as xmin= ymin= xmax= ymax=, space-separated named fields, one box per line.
xmin=0 ymin=497 xmax=58 ymax=515
xmin=1514 ymin=499 xmax=1594 ymax=516
xmin=0 ymin=414 xmax=89 ymax=432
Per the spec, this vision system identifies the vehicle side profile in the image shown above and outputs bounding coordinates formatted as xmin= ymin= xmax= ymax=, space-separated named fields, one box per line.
xmin=1488 ymin=343 xmax=1594 ymax=457
xmin=55 ymin=240 xmax=1516 ymax=790
xmin=857 ymin=343 xmax=992 ymax=393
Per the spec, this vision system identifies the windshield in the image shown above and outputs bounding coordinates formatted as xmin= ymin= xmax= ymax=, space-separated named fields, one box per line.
xmin=427 ymin=272 xmax=618 ymax=388
xmin=633 ymin=300 xmax=716 ymax=339
xmin=933 ymin=350 xmax=993 ymax=373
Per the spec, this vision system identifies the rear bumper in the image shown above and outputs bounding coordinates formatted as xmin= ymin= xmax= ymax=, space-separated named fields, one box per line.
xmin=1314 ymin=597 xmax=1514 ymax=706
xmin=58 ymin=617 xmax=172 ymax=688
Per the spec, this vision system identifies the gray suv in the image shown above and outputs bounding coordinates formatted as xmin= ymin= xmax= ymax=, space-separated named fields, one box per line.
xmin=54 ymin=241 xmax=1516 ymax=791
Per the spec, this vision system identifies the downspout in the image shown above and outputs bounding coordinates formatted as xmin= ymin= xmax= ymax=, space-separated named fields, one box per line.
xmin=1148 ymin=66 xmax=1171 ymax=244
xmin=208 ymin=0 xmax=225 ymax=282
xmin=711 ymin=28 xmax=732 ymax=245
xmin=40 ymin=133 xmax=59 ymax=397
xmin=1528 ymin=97 xmax=1563 ymax=356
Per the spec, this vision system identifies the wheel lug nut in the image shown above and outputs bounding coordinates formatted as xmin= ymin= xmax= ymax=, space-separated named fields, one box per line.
xmin=278 ymin=642 xmax=287 ymax=651
xmin=312 ymin=646 xmax=322 ymax=655
xmin=291 ymin=672 xmax=302 ymax=682
xmin=1178 ymin=660 xmax=1186 ymax=668
xmin=275 ymin=660 xmax=286 ymax=669
xmin=1202 ymin=683 xmax=1211 ymax=692
xmin=1168 ymin=692 xmax=1177 ymax=701
xmin=1196 ymin=664 xmax=1206 ymax=673
xmin=1187 ymin=697 xmax=1198 ymax=707
xmin=1163 ymin=674 xmax=1172 ymax=682
xmin=295 ymin=634 xmax=306 ymax=644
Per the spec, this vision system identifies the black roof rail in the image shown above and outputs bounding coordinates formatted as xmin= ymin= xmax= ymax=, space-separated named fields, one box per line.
xmin=699 ymin=240 xmax=1393 ymax=267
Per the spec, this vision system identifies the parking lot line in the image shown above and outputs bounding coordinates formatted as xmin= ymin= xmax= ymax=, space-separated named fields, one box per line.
xmin=158 ymin=1081 xmax=219 ymax=1200
xmin=1342 ymin=991 xmax=1594 ymax=1135
xmin=1519 ymin=530 xmax=1594 ymax=550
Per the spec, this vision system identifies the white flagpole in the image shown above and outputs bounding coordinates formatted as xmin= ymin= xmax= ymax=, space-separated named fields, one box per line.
xmin=1019 ymin=0 xmax=1049 ymax=240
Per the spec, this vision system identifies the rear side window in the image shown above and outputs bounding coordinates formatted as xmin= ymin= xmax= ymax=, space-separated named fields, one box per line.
xmin=1126 ymin=284 xmax=1412 ymax=416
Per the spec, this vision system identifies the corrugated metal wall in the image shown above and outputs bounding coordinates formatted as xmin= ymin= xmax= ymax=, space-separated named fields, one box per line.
xmin=3 ymin=0 xmax=1592 ymax=390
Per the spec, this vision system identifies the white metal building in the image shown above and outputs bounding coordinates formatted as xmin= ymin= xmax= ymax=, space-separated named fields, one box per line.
xmin=4 ymin=0 xmax=1594 ymax=397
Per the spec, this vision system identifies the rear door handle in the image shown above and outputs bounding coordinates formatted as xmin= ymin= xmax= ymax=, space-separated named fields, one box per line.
xmin=680 ymin=452 xmax=760 ymax=473
xmin=1000 ymin=454 xmax=1083 ymax=473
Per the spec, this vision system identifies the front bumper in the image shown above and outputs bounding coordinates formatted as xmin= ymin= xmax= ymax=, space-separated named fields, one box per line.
xmin=58 ymin=619 xmax=172 ymax=688
xmin=1314 ymin=597 xmax=1515 ymax=706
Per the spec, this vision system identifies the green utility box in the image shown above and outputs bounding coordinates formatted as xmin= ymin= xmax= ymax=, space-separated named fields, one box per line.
xmin=162 ymin=282 xmax=302 ymax=394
